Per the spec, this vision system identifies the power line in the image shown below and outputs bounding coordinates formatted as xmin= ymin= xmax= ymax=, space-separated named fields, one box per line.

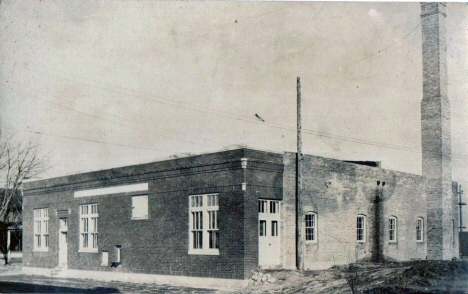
xmin=5 ymin=64 xmax=468 ymax=161
xmin=5 ymin=79 xmax=228 ymax=148
xmin=339 ymin=22 xmax=422 ymax=72
xmin=1 ymin=16 xmax=466 ymax=160
xmin=0 ymin=18 xmax=424 ymax=133
xmin=3 ymin=126 xmax=174 ymax=154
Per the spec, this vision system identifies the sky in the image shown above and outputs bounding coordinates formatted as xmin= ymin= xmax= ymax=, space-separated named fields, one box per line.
xmin=0 ymin=2 xmax=467 ymax=222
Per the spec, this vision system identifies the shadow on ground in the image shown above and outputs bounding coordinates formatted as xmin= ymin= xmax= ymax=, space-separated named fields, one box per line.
xmin=0 ymin=281 xmax=120 ymax=293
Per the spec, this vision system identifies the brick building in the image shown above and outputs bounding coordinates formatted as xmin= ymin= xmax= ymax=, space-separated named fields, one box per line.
xmin=21 ymin=2 xmax=461 ymax=288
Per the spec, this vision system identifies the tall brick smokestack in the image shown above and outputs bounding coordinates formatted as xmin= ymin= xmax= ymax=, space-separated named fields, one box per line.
xmin=421 ymin=2 xmax=455 ymax=260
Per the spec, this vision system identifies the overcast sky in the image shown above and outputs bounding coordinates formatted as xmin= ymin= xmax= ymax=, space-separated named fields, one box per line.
xmin=1 ymin=1 xmax=467 ymax=217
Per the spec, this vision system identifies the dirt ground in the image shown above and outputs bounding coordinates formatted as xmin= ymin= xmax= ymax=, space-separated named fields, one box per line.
xmin=0 ymin=259 xmax=467 ymax=293
xmin=243 ymin=260 xmax=468 ymax=294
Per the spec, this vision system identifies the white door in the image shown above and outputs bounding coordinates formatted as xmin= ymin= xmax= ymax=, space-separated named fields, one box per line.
xmin=258 ymin=199 xmax=281 ymax=266
xmin=58 ymin=218 xmax=68 ymax=268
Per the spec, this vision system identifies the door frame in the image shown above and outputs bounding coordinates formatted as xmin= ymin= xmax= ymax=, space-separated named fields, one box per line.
xmin=58 ymin=218 xmax=68 ymax=268
xmin=258 ymin=199 xmax=281 ymax=267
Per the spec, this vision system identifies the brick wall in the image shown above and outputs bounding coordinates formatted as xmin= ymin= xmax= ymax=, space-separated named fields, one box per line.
xmin=23 ymin=148 xmax=283 ymax=280
xmin=420 ymin=2 xmax=458 ymax=260
xmin=283 ymin=153 xmax=430 ymax=270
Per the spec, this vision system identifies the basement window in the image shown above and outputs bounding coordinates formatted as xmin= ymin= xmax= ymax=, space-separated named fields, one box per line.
xmin=416 ymin=217 xmax=424 ymax=242
xmin=111 ymin=246 xmax=122 ymax=268
xmin=115 ymin=246 xmax=121 ymax=263
xmin=389 ymin=216 xmax=397 ymax=243
xmin=101 ymin=251 xmax=108 ymax=266
xmin=357 ymin=215 xmax=366 ymax=243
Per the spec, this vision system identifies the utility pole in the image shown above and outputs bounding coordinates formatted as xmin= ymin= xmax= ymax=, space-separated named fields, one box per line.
xmin=296 ymin=76 xmax=304 ymax=271
xmin=458 ymin=185 xmax=466 ymax=232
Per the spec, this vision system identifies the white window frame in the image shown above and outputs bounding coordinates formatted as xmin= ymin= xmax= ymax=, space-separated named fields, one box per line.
xmin=33 ymin=208 xmax=49 ymax=252
xmin=389 ymin=216 xmax=397 ymax=243
xmin=79 ymin=204 xmax=99 ymax=253
xmin=305 ymin=212 xmax=317 ymax=242
xmin=357 ymin=215 xmax=366 ymax=243
xmin=416 ymin=217 xmax=424 ymax=242
xmin=188 ymin=193 xmax=219 ymax=255
xmin=131 ymin=195 xmax=149 ymax=220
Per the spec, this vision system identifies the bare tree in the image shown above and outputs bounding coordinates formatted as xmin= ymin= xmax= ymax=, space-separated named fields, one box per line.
xmin=0 ymin=133 xmax=48 ymax=264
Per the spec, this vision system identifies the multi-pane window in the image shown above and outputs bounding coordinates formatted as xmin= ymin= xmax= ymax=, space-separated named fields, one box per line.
xmin=258 ymin=200 xmax=268 ymax=213
xmin=305 ymin=212 xmax=317 ymax=242
xmin=259 ymin=200 xmax=279 ymax=214
xmin=192 ymin=211 xmax=203 ymax=249
xmin=80 ymin=204 xmax=99 ymax=252
xmin=357 ymin=215 xmax=366 ymax=242
xmin=389 ymin=217 xmax=397 ymax=242
xmin=34 ymin=208 xmax=49 ymax=251
xmin=208 ymin=210 xmax=219 ymax=249
xmin=416 ymin=217 xmax=424 ymax=242
xmin=189 ymin=194 xmax=219 ymax=254
xmin=270 ymin=201 xmax=279 ymax=214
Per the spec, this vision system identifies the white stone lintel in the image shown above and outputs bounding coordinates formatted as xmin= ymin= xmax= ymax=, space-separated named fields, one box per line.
xmin=74 ymin=183 xmax=148 ymax=198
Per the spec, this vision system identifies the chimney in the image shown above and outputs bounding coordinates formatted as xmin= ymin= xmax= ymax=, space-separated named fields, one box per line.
xmin=420 ymin=2 xmax=455 ymax=260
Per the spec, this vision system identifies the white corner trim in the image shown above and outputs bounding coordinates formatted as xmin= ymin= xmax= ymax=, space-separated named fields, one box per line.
xmin=74 ymin=183 xmax=148 ymax=198
xmin=241 ymin=158 xmax=248 ymax=168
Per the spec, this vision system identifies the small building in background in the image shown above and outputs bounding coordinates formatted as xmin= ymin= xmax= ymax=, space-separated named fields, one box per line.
xmin=0 ymin=189 xmax=23 ymax=263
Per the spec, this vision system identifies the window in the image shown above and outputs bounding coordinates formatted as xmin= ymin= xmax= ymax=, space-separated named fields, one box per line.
xmin=33 ymin=208 xmax=49 ymax=251
xmin=305 ymin=212 xmax=317 ymax=242
xmin=357 ymin=215 xmax=366 ymax=242
xmin=258 ymin=200 xmax=268 ymax=213
xmin=271 ymin=221 xmax=278 ymax=237
xmin=208 ymin=210 xmax=219 ymax=249
xmin=416 ymin=217 xmax=424 ymax=242
xmin=259 ymin=220 xmax=267 ymax=236
xmin=189 ymin=194 xmax=219 ymax=255
xmin=132 ymin=195 xmax=148 ymax=219
xmin=80 ymin=204 xmax=99 ymax=252
xmin=270 ymin=201 xmax=279 ymax=214
xmin=389 ymin=216 xmax=397 ymax=242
